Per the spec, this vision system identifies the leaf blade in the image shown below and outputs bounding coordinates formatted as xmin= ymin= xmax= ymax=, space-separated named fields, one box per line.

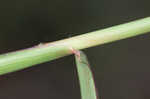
xmin=74 ymin=51 xmax=98 ymax=99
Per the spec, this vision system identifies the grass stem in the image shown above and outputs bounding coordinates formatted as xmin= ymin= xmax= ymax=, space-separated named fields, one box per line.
xmin=0 ymin=17 xmax=150 ymax=75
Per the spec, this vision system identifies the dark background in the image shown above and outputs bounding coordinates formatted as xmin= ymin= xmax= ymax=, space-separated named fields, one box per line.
xmin=0 ymin=0 xmax=150 ymax=99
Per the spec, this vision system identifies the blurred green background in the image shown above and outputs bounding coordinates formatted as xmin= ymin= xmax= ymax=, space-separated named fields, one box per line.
xmin=0 ymin=0 xmax=150 ymax=99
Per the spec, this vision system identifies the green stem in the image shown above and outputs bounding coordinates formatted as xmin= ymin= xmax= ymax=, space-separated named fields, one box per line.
xmin=0 ymin=17 xmax=150 ymax=75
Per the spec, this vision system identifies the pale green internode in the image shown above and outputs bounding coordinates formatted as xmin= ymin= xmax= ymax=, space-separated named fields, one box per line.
xmin=0 ymin=17 xmax=150 ymax=75
xmin=74 ymin=51 xmax=98 ymax=99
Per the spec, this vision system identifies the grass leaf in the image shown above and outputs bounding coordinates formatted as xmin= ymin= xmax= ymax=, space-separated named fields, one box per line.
xmin=74 ymin=50 xmax=98 ymax=99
